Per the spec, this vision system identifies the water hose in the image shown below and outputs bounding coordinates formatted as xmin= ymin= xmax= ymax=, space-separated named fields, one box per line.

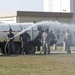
xmin=4 ymin=23 xmax=37 ymax=55
xmin=4 ymin=41 xmax=9 ymax=55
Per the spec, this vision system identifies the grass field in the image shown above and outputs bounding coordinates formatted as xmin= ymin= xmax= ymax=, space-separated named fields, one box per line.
xmin=0 ymin=54 xmax=75 ymax=75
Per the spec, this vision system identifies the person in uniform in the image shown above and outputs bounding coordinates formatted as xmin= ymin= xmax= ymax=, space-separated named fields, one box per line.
xmin=7 ymin=28 xmax=15 ymax=55
xmin=37 ymin=29 xmax=43 ymax=51
xmin=19 ymin=31 xmax=30 ymax=54
xmin=64 ymin=29 xmax=72 ymax=53
xmin=42 ymin=28 xmax=50 ymax=54
xmin=49 ymin=30 xmax=56 ymax=45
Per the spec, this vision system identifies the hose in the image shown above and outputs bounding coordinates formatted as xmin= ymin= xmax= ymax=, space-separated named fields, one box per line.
xmin=4 ymin=41 xmax=9 ymax=55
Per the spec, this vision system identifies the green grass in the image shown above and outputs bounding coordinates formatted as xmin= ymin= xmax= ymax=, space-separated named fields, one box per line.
xmin=0 ymin=54 xmax=75 ymax=75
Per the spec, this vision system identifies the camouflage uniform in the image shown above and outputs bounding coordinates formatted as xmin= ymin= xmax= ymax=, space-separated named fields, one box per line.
xmin=42 ymin=28 xmax=50 ymax=54
xmin=64 ymin=30 xmax=72 ymax=53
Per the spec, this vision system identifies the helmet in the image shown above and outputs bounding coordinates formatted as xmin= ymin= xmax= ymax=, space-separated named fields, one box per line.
xmin=44 ymin=28 xmax=48 ymax=32
xmin=9 ymin=28 xmax=12 ymax=31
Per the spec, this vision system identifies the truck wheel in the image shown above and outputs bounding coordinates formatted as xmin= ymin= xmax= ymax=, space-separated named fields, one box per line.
xmin=25 ymin=43 xmax=36 ymax=54
xmin=1 ymin=48 xmax=5 ymax=54
xmin=15 ymin=43 xmax=21 ymax=54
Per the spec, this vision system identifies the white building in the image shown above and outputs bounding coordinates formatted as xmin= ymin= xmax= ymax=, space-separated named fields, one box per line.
xmin=0 ymin=11 xmax=72 ymax=23
xmin=44 ymin=0 xmax=75 ymax=24
xmin=44 ymin=0 xmax=73 ymax=12
xmin=0 ymin=0 xmax=75 ymax=24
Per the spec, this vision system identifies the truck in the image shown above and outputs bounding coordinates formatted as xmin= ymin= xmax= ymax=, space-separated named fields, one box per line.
xmin=1 ymin=21 xmax=74 ymax=54
xmin=0 ymin=22 xmax=41 ymax=54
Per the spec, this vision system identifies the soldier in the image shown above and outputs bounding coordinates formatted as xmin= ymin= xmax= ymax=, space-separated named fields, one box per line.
xmin=42 ymin=28 xmax=50 ymax=54
xmin=7 ymin=28 xmax=15 ymax=55
xmin=64 ymin=29 xmax=72 ymax=53
xmin=49 ymin=31 xmax=55 ymax=39
xmin=19 ymin=31 xmax=30 ymax=54
xmin=37 ymin=29 xmax=43 ymax=51
xmin=49 ymin=31 xmax=56 ymax=45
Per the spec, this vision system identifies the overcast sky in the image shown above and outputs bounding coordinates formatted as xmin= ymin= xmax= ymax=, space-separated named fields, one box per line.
xmin=0 ymin=0 xmax=43 ymax=12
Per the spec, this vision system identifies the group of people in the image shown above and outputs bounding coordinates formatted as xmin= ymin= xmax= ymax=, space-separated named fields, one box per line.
xmin=7 ymin=27 xmax=56 ymax=55
xmin=7 ymin=27 xmax=71 ymax=55
xmin=41 ymin=28 xmax=56 ymax=54
xmin=7 ymin=28 xmax=29 ymax=55
xmin=39 ymin=28 xmax=72 ymax=54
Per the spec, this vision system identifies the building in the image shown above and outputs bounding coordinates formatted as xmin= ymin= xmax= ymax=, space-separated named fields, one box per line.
xmin=43 ymin=0 xmax=75 ymax=24
xmin=0 ymin=11 xmax=73 ymax=23
xmin=44 ymin=0 xmax=73 ymax=12
xmin=0 ymin=0 xmax=75 ymax=24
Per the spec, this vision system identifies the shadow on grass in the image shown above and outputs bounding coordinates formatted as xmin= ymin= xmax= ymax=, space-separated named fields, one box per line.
xmin=0 ymin=52 xmax=72 ymax=57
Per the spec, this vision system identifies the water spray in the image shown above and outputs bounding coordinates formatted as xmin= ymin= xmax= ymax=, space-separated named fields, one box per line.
xmin=4 ymin=23 xmax=37 ymax=54
xmin=4 ymin=21 xmax=75 ymax=54
xmin=13 ymin=24 xmax=37 ymax=38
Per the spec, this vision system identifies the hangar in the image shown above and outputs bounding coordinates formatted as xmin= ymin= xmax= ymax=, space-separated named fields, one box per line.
xmin=0 ymin=11 xmax=73 ymax=23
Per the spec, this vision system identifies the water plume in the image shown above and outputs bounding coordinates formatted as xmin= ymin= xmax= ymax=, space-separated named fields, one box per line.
xmin=12 ymin=21 xmax=75 ymax=45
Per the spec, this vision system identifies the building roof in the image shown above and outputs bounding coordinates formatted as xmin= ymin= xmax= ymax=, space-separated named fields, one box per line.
xmin=0 ymin=11 xmax=73 ymax=18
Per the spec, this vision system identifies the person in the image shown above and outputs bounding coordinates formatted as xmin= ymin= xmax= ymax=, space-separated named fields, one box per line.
xmin=19 ymin=31 xmax=30 ymax=54
xmin=49 ymin=31 xmax=56 ymax=45
xmin=7 ymin=28 xmax=15 ymax=55
xmin=64 ymin=29 xmax=72 ymax=53
xmin=42 ymin=28 xmax=50 ymax=54
xmin=37 ymin=29 xmax=43 ymax=51
xmin=38 ymin=29 xmax=43 ymax=41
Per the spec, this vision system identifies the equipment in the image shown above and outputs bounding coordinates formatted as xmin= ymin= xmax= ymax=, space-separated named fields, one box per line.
xmin=0 ymin=23 xmax=39 ymax=54
xmin=1 ymin=21 xmax=74 ymax=54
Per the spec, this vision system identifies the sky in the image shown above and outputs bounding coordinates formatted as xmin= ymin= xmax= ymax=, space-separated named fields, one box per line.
xmin=0 ymin=0 xmax=43 ymax=12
